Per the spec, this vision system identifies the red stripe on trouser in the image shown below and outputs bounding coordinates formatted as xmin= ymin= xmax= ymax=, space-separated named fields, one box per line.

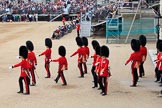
xmin=24 ymin=77 xmax=30 ymax=94
xmin=83 ymin=62 xmax=87 ymax=73
xmin=60 ymin=71 xmax=67 ymax=84
xmin=78 ymin=63 xmax=84 ymax=76
xmin=30 ymin=68 xmax=36 ymax=84
xmin=45 ymin=62 xmax=51 ymax=77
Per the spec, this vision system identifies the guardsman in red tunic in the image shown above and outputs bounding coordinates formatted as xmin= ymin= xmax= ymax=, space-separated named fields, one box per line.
xmin=82 ymin=37 xmax=89 ymax=74
xmin=10 ymin=46 xmax=31 ymax=95
xmin=95 ymin=46 xmax=102 ymax=90
xmin=139 ymin=35 xmax=147 ymax=77
xmin=156 ymin=41 xmax=162 ymax=84
xmin=91 ymin=40 xmax=100 ymax=88
xmin=70 ymin=37 xmax=86 ymax=78
xmin=157 ymin=42 xmax=162 ymax=94
xmin=50 ymin=46 xmax=68 ymax=86
xmin=39 ymin=38 xmax=52 ymax=78
xmin=99 ymin=45 xmax=110 ymax=96
xmin=125 ymin=39 xmax=142 ymax=87
xmin=76 ymin=20 xmax=80 ymax=37
xmin=26 ymin=41 xmax=37 ymax=86
xmin=155 ymin=40 xmax=162 ymax=82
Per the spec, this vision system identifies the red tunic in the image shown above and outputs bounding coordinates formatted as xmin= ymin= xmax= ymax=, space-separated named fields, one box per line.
xmin=62 ymin=17 xmax=66 ymax=23
xmin=125 ymin=51 xmax=142 ymax=68
xmin=95 ymin=56 xmax=102 ymax=74
xmin=100 ymin=58 xmax=109 ymax=77
xmin=13 ymin=59 xmax=31 ymax=77
xmin=158 ymin=53 xmax=162 ymax=71
xmin=92 ymin=53 xmax=97 ymax=66
xmin=71 ymin=47 xmax=86 ymax=63
xmin=140 ymin=46 xmax=147 ymax=62
xmin=76 ymin=24 xmax=80 ymax=31
xmin=51 ymin=56 xmax=68 ymax=71
xmin=156 ymin=52 xmax=160 ymax=68
xmin=27 ymin=51 xmax=37 ymax=67
xmin=40 ymin=48 xmax=51 ymax=62
xmin=84 ymin=46 xmax=90 ymax=59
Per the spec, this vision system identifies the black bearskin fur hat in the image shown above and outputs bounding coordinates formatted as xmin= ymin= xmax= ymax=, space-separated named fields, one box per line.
xmin=139 ymin=35 xmax=147 ymax=47
xmin=156 ymin=40 xmax=162 ymax=50
xmin=59 ymin=46 xmax=66 ymax=56
xmin=45 ymin=38 xmax=52 ymax=48
xmin=158 ymin=41 xmax=162 ymax=52
xmin=92 ymin=40 xmax=100 ymax=50
xmin=131 ymin=39 xmax=140 ymax=52
xmin=26 ymin=40 xmax=34 ymax=51
xmin=19 ymin=46 xmax=28 ymax=59
xmin=82 ymin=37 xmax=88 ymax=46
xmin=95 ymin=46 xmax=101 ymax=56
xmin=75 ymin=37 xmax=83 ymax=47
xmin=101 ymin=45 xmax=109 ymax=57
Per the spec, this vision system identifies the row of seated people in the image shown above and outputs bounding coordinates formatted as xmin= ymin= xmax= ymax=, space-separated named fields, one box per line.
xmin=51 ymin=20 xmax=77 ymax=39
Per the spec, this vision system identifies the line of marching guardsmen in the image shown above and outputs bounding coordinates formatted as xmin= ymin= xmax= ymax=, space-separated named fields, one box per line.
xmin=9 ymin=34 xmax=162 ymax=96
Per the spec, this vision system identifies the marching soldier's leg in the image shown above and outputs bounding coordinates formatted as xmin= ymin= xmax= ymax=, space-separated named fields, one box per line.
xmin=18 ymin=77 xmax=23 ymax=93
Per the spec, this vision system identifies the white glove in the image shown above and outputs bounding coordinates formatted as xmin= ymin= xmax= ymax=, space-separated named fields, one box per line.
xmin=49 ymin=59 xmax=52 ymax=62
xmin=16 ymin=56 xmax=20 ymax=59
xmin=9 ymin=66 xmax=13 ymax=69
xmin=95 ymin=62 xmax=99 ymax=66
xmin=37 ymin=55 xmax=40 ymax=57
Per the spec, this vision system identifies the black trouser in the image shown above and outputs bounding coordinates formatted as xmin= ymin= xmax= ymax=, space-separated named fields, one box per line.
xmin=139 ymin=62 xmax=145 ymax=77
xmin=99 ymin=76 xmax=108 ymax=95
xmin=78 ymin=62 xmax=84 ymax=77
xmin=83 ymin=62 xmax=87 ymax=73
xmin=91 ymin=66 xmax=98 ymax=87
xmin=158 ymin=70 xmax=162 ymax=83
xmin=55 ymin=71 xmax=67 ymax=84
xmin=155 ymin=67 xmax=161 ymax=81
xmin=77 ymin=30 xmax=80 ymax=37
xmin=132 ymin=68 xmax=138 ymax=86
xmin=19 ymin=76 xmax=30 ymax=94
xmin=45 ymin=62 xmax=51 ymax=77
xmin=98 ymin=76 xmax=102 ymax=89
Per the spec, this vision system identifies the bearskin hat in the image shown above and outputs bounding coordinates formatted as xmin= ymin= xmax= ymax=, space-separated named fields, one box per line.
xmin=26 ymin=40 xmax=34 ymax=51
xmin=45 ymin=38 xmax=52 ymax=48
xmin=156 ymin=39 xmax=162 ymax=50
xmin=19 ymin=46 xmax=28 ymax=59
xmin=59 ymin=46 xmax=66 ymax=56
xmin=76 ymin=20 xmax=79 ymax=24
xmin=82 ymin=37 xmax=88 ymax=46
xmin=92 ymin=40 xmax=100 ymax=50
xmin=158 ymin=41 xmax=162 ymax=52
xmin=75 ymin=37 xmax=83 ymax=47
xmin=139 ymin=35 xmax=147 ymax=46
xmin=131 ymin=39 xmax=140 ymax=52
xmin=101 ymin=45 xmax=109 ymax=58
xmin=95 ymin=46 xmax=101 ymax=56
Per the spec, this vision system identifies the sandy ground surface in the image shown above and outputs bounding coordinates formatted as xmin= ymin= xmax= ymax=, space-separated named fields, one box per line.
xmin=0 ymin=22 xmax=162 ymax=108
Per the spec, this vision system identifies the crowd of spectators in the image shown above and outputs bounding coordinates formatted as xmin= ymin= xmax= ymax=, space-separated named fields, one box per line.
xmin=1 ymin=0 xmax=159 ymax=22
xmin=0 ymin=0 xmax=65 ymax=14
